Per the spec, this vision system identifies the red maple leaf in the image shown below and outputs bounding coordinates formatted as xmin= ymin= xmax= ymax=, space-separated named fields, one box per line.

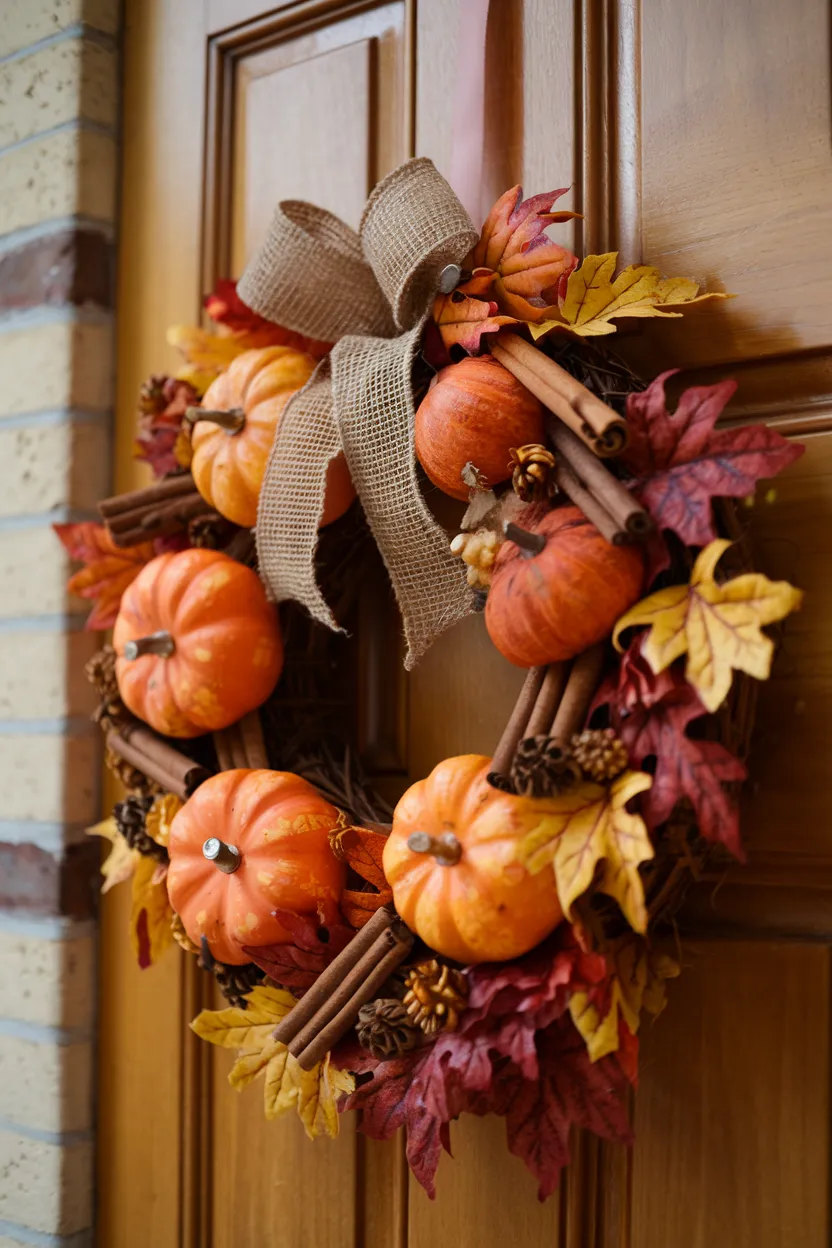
xmin=204 ymin=279 xmax=331 ymax=358
xmin=334 ymin=824 xmax=394 ymax=928
xmin=622 ymin=372 xmax=804 ymax=550
xmin=54 ymin=522 xmax=158 ymax=630
xmin=242 ymin=902 xmax=353 ymax=993
xmin=598 ymin=639 xmax=747 ymax=857
xmin=134 ymin=375 xmax=198 ymax=478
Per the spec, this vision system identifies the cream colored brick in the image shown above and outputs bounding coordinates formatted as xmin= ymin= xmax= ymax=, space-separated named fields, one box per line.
xmin=0 ymin=930 xmax=94 ymax=1029
xmin=0 ymin=420 xmax=110 ymax=514
xmin=0 ymin=526 xmax=82 ymax=617
xmin=0 ymin=1130 xmax=92 ymax=1234
xmin=0 ymin=320 xmax=113 ymax=417
xmin=0 ymin=39 xmax=117 ymax=149
xmin=0 ymin=628 xmax=98 ymax=719
xmin=0 ymin=1034 xmax=92 ymax=1133
xmin=0 ymin=733 xmax=97 ymax=822
xmin=0 ymin=0 xmax=118 ymax=59
xmin=0 ymin=127 xmax=116 ymax=235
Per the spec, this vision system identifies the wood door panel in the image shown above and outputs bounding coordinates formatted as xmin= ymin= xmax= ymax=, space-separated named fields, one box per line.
xmin=632 ymin=943 xmax=831 ymax=1247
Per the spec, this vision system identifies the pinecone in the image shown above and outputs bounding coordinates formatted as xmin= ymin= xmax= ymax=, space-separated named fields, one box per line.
xmin=510 ymin=735 xmax=581 ymax=797
xmin=571 ymin=728 xmax=629 ymax=783
xmin=86 ymin=645 xmax=125 ymax=732
xmin=510 ymin=444 xmax=558 ymax=503
xmin=188 ymin=513 xmax=236 ymax=549
xmin=356 ymin=998 xmax=423 ymax=1059
xmin=105 ymin=747 xmax=159 ymax=796
xmin=171 ymin=911 xmax=199 ymax=955
xmin=114 ymin=794 xmax=168 ymax=862
xmin=403 ymin=959 xmax=468 ymax=1036
xmin=196 ymin=937 xmax=264 ymax=1007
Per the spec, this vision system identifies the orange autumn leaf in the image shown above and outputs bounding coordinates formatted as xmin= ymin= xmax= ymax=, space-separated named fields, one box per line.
xmin=54 ymin=522 xmax=157 ymax=631
xmin=341 ymin=888 xmax=392 ymax=929
xmin=331 ymin=823 xmax=393 ymax=929
xmin=469 ymin=185 xmax=580 ymax=321
xmin=432 ymin=270 xmax=519 ymax=354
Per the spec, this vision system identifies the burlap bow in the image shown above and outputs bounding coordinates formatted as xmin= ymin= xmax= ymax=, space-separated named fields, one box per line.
xmin=237 ymin=158 xmax=480 ymax=669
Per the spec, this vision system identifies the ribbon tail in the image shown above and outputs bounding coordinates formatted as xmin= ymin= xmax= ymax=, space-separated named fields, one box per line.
xmin=332 ymin=329 xmax=474 ymax=669
xmin=255 ymin=357 xmax=345 ymax=632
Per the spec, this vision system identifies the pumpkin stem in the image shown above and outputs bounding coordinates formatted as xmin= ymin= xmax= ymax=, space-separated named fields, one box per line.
xmin=407 ymin=831 xmax=462 ymax=867
xmin=123 ymin=630 xmax=175 ymax=660
xmin=185 ymin=405 xmax=245 ymax=434
xmin=503 ymin=521 xmax=546 ymax=557
xmin=203 ymin=837 xmax=241 ymax=874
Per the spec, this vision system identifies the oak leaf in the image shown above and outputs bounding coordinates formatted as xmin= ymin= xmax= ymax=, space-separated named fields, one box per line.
xmin=86 ymin=816 xmax=138 ymax=893
xmin=242 ymin=903 xmax=354 ymax=992
xmin=613 ymin=539 xmax=804 ymax=713
xmin=130 ymin=854 xmax=174 ymax=969
xmin=192 ymin=985 xmax=354 ymax=1137
xmin=469 ymin=186 xmax=580 ymax=321
xmin=331 ymin=823 xmax=394 ymax=928
xmin=529 ymin=252 xmax=730 ymax=339
xmin=54 ymin=522 xmax=157 ymax=631
xmin=518 ymin=771 xmax=655 ymax=933
xmin=621 ymin=373 xmax=804 ymax=549
xmin=432 ymin=270 xmax=519 ymax=354
xmin=568 ymin=936 xmax=679 ymax=1063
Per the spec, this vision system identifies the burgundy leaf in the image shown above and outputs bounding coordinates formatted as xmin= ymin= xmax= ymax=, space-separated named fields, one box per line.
xmin=242 ymin=904 xmax=353 ymax=993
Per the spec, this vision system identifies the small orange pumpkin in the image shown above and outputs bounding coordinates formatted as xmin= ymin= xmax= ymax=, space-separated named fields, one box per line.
xmin=383 ymin=754 xmax=565 ymax=963
xmin=190 ymin=346 xmax=355 ymax=527
xmin=485 ymin=506 xmax=644 ymax=667
xmin=415 ymin=355 xmax=544 ymax=500
xmin=113 ymin=548 xmax=283 ymax=737
xmin=166 ymin=769 xmax=346 ymax=964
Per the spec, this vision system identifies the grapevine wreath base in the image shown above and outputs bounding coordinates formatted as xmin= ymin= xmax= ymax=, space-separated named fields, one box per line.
xmin=61 ymin=162 xmax=805 ymax=1198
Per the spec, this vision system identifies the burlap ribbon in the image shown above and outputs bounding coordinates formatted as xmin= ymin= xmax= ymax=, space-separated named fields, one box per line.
xmin=238 ymin=158 xmax=480 ymax=668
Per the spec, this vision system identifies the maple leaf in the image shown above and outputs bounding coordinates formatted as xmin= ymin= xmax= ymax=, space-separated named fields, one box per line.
xmin=86 ymin=816 xmax=138 ymax=893
xmin=568 ymin=935 xmax=679 ymax=1063
xmin=54 ymin=522 xmax=157 ymax=630
xmin=614 ymin=539 xmax=804 ymax=713
xmin=130 ymin=855 xmax=174 ymax=969
xmin=529 ymin=252 xmax=730 ymax=339
xmin=134 ymin=374 xmax=199 ymax=478
xmin=469 ymin=185 xmax=580 ymax=321
xmin=518 ymin=771 xmax=655 ymax=934
xmin=331 ymin=823 xmax=394 ymax=928
xmin=432 ymin=269 xmax=519 ymax=354
xmin=204 ymin=278 xmax=331 ymax=358
xmin=620 ymin=372 xmax=804 ymax=549
xmin=242 ymin=903 xmax=354 ymax=993
xmin=193 ymin=985 xmax=353 ymax=1137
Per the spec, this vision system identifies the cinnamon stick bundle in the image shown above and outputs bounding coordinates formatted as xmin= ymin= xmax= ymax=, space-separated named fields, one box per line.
xmin=548 ymin=418 xmax=653 ymax=543
xmin=488 ymin=666 xmax=547 ymax=787
xmin=272 ymin=904 xmax=414 ymax=1071
xmin=98 ymin=474 xmax=219 ymax=548
xmin=491 ymin=332 xmax=629 ymax=456
xmin=107 ymin=720 xmax=210 ymax=799
xmin=213 ymin=711 xmax=269 ymax=771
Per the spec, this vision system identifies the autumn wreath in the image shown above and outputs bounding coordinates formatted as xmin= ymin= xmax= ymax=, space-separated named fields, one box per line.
xmin=59 ymin=162 xmax=804 ymax=1198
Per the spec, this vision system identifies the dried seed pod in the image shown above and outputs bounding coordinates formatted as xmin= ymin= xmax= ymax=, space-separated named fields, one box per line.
xmin=356 ymin=997 xmax=423 ymax=1059
xmin=571 ymin=727 xmax=629 ymax=783
xmin=114 ymin=794 xmax=168 ymax=861
xmin=510 ymin=443 xmax=558 ymax=503
xmin=510 ymin=735 xmax=581 ymax=798
xmin=402 ymin=959 xmax=468 ymax=1035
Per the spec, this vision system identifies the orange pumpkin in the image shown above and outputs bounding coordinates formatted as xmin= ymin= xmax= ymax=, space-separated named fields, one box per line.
xmin=383 ymin=754 xmax=565 ymax=963
xmin=485 ymin=506 xmax=644 ymax=667
xmin=113 ymin=548 xmax=283 ymax=737
xmin=190 ymin=346 xmax=355 ymax=528
xmin=415 ymin=355 xmax=544 ymax=500
xmin=166 ymin=769 xmax=346 ymax=964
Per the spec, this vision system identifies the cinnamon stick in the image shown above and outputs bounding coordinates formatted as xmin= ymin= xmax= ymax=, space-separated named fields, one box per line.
xmin=554 ymin=458 xmax=624 ymax=545
xmin=107 ymin=721 xmax=210 ymax=799
xmin=239 ymin=711 xmax=269 ymax=769
xmin=98 ymin=474 xmax=196 ymax=518
xmin=549 ymin=643 xmax=606 ymax=750
xmin=293 ymin=920 xmax=414 ymax=1070
xmin=105 ymin=492 xmax=199 ymax=535
xmin=492 ymin=333 xmax=628 ymax=456
xmin=525 ymin=661 xmax=569 ymax=738
xmin=488 ymin=666 xmax=547 ymax=787
xmin=272 ymin=904 xmax=396 ymax=1046
xmin=212 ymin=730 xmax=234 ymax=772
xmin=548 ymin=418 xmax=653 ymax=540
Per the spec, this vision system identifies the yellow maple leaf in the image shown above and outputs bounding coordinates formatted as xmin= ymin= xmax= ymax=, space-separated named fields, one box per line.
xmin=518 ymin=770 xmax=654 ymax=933
xmin=130 ymin=854 xmax=174 ymax=969
xmin=86 ymin=816 xmax=138 ymax=894
xmin=528 ymin=251 xmax=731 ymax=339
xmin=192 ymin=987 xmax=354 ymax=1137
xmin=613 ymin=539 xmax=804 ymax=713
xmin=166 ymin=325 xmax=251 ymax=395
xmin=569 ymin=936 xmax=680 ymax=1062
xmin=145 ymin=793 xmax=182 ymax=849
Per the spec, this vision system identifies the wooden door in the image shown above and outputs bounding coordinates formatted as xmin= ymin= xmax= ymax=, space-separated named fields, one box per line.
xmin=99 ymin=2 xmax=832 ymax=1245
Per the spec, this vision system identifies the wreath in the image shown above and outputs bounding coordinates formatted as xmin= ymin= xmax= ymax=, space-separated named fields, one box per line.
xmin=58 ymin=161 xmax=804 ymax=1199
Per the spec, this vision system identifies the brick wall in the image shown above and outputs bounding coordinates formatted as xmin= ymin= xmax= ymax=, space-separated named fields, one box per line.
xmin=0 ymin=2 xmax=120 ymax=1244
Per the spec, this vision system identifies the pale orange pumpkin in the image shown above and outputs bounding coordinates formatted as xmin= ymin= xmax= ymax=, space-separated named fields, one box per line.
xmin=415 ymin=355 xmax=544 ymax=500
xmin=166 ymin=769 xmax=346 ymax=964
xmin=383 ymin=754 xmax=564 ymax=963
xmin=113 ymin=548 xmax=283 ymax=738
xmin=190 ymin=346 xmax=355 ymax=527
